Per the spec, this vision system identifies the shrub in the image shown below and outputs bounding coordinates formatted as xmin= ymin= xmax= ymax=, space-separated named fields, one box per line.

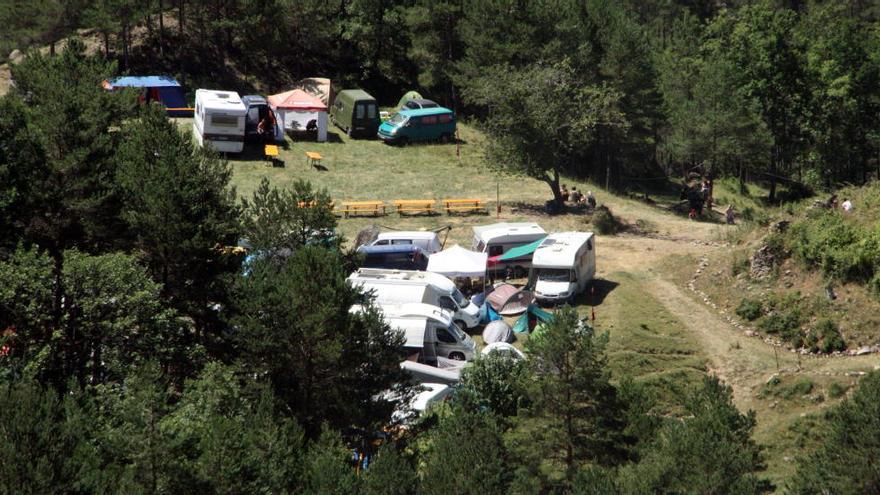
xmin=590 ymin=205 xmax=624 ymax=235
xmin=736 ymin=298 xmax=763 ymax=321
xmin=787 ymin=213 xmax=879 ymax=284
xmin=731 ymin=255 xmax=750 ymax=276
xmin=759 ymin=308 xmax=803 ymax=346
xmin=814 ymin=319 xmax=846 ymax=353
xmin=827 ymin=381 xmax=848 ymax=398
xmin=780 ymin=378 xmax=814 ymax=399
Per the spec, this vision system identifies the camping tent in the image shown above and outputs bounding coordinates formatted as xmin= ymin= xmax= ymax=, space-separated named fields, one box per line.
xmin=486 ymin=283 xmax=534 ymax=315
xmin=426 ymin=245 xmax=487 ymax=278
xmin=268 ymin=89 xmax=328 ymax=142
xmin=482 ymin=320 xmax=514 ymax=344
xmin=512 ymin=304 xmax=554 ymax=334
xmin=293 ymin=77 xmax=332 ymax=106
xmin=487 ymin=236 xmax=547 ymax=266
xmin=102 ymin=76 xmax=190 ymax=116
xmin=396 ymin=90 xmax=423 ymax=109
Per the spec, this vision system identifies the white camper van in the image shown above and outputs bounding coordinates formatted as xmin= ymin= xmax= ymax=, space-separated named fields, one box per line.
xmin=382 ymin=303 xmax=478 ymax=362
xmin=472 ymin=222 xmax=546 ymax=275
xmin=193 ymin=89 xmax=247 ymax=153
xmin=369 ymin=231 xmax=443 ymax=254
xmin=529 ymin=232 xmax=596 ymax=304
xmin=347 ymin=268 xmax=481 ymax=329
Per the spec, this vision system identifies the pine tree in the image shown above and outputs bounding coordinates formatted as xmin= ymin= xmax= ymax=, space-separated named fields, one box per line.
xmin=361 ymin=444 xmax=417 ymax=495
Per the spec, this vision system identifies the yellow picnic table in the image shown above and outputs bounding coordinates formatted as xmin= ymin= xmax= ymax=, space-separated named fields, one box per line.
xmin=340 ymin=201 xmax=386 ymax=218
xmin=305 ymin=151 xmax=323 ymax=168
xmin=264 ymin=144 xmax=280 ymax=165
xmin=393 ymin=199 xmax=436 ymax=215
xmin=443 ymin=198 xmax=488 ymax=215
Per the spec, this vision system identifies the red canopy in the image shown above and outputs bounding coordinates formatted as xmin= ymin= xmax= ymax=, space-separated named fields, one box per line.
xmin=267 ymin=89 xmax=327 ymax=111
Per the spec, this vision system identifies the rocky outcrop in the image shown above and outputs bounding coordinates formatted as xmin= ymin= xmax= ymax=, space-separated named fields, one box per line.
xmin=749 ymin=245 xmax=777 ymax=280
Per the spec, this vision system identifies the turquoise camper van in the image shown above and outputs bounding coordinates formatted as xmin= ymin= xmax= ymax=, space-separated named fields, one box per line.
xmin=378 ymin=107 xmax=456 ymax=145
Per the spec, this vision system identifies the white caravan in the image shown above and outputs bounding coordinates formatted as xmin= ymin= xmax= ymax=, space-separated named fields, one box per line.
xmin=369 ymin=231 xmax=443 ymax=254
xmin=529 ymin=232 xmax=596 ymax=304
xmin=472 ymin=222 xmax=546 ymax=275
xmin=347 ymin=268 xmax=481 ymax=329
xmin=193 ymin=89 xmax=247 ymax=153
xmin=382 ymin=303 xmax=478 ymax=362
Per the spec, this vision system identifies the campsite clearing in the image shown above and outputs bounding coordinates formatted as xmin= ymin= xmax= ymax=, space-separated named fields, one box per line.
xmin=206 ymin=120 xmax=879 ymax=490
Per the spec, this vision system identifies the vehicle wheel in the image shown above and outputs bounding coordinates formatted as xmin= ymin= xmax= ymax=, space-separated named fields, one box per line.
xmin=449 ymin=352 xmax=465 ymax=361
xmin=398 ymin=137 xmax=409 ymax=147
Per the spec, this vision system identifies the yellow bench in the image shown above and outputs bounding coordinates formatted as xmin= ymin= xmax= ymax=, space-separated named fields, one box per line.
xmin=393 ymin=199 xmax=436 ymax=215
xmin=264 ymin=144 xmax=280 ymax=165
xmin=305 ymin=151 xmax=323 ymax=168
xmin=443 ymin=198 xmax=487 ymax=215
xmin=340 ymin=201 xmax=386 ymax=218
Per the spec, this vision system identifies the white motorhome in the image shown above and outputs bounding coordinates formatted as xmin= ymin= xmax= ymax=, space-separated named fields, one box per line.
xmin=472 ymin=222 xmax=546 ymax=275
xmin=382 ymin=303 xmax=478 ymax=362
xmin=529 ymin=232 xmax=596 ymax=304
xmin=193 ymin=89 xmax=247 ymax=153
xmin=347 ymin=268 xmax=481 ymax=328
xmin=369 ymin=231 xmax=443 ymax=254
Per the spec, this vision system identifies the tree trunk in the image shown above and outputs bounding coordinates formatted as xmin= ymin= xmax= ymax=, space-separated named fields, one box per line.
xmin=545 ymin=168 xmax=563 ymax=209
xmin=103 ymin=31 xmax=110 ymax=58
xmin=145 ymin=0 xmax=153 ymax=37
xmin=178 ymin=0 xmax=185 ymax=36
xmin=158 ymin=0 xmax=165 ymax=57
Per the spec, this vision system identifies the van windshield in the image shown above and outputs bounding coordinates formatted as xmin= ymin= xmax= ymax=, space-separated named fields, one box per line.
xmin=388 ymin=113 xmax=407 ymax=125
xmin=451 ymin=287 xmax=469 ymax=307
xmin=535 ymin=268 xmax=572 ymax=282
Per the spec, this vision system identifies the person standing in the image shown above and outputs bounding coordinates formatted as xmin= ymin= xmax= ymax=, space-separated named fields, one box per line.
xmin=586 ymin=191 xmax=596 ymax=208
xmin=725 ymin=205 xmax=735 ymax=224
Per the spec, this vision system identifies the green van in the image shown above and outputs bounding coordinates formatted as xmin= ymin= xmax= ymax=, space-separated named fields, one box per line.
xmin=329 ymin=89 xmax=380 ymax=138
xmin=377 ymin=107 xmax=456 ymax=145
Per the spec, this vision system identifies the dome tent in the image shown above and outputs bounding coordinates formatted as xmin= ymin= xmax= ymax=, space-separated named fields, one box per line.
xmin=482 ymin=320 xmax=514 ymax=344
xmin=396 ymin=90 xmax=423 ymax=109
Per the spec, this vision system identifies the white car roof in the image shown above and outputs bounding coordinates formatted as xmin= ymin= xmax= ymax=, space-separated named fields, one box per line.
xmin=532 ymin=232 xmax=594 ymax=267
xmin=377 ymin=231 xmax=439 ymax=241
xmin=196 ymin=89 xmax=246 ymax=113
xmin=349 ymin=268 xmax=455 ymax=292
xmin=472 ymin=222 xmax=545 ymax=243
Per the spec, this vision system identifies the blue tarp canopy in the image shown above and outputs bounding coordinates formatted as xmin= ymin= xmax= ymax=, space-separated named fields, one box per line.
xmin=104 ymin=76 xmax=190 ymax=116
xmin=105 ymin=76 xmax=181 ymax=88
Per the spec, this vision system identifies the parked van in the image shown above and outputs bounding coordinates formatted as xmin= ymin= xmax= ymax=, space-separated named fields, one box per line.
xmin=381 ymin=303 xmax=477 ymax=362
xmin=357 ymin=245 xmax=429 ymax=271
xmin=329 ymin=89 xmax=379 ymax=138
xmin=241 ymin=94 xmax=283 ymax=143
xmin=348 ymin=268 xmax=482 ymax=329
xmin=193 ymin=89 xmax=247 ymax=153
xmin=377 ymin=107 xmax=456 ymax=145
xmin=369 ymin=231 xmax=443 ymax=254
xmin=472 ymin=222 xmax=546 ymax=275
xmin=528 ymin=232 xmax=596 ymax=304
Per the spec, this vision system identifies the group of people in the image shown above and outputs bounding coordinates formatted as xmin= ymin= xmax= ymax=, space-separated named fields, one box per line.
xmin=827 ymin=194 xmax=854 ymax=212
xmin=560 ymin=184 xmax=596 ymax=208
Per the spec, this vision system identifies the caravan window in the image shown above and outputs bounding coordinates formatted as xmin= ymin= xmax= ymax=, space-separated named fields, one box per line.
xmin=367 ymin=104 xmax=377 ymax=119
xmin=488 ymin=245 xmax=504 ymax=257
xmin=438 ymin=113 xmax=453 ymax=123
xmin=436 ymin=328 xmax=456 ymax=344
xmin=356 ymin=104 xmax=365 ymax=119
xmin=391 ymin=239 xmax=413 ymax=245
xmin=421 ymin=115 xmax=438 ymax=125
xmin=211 ymin=114 xmax=239 ymax=127
xmin=438 ymin=296 xmax=457 ymax=312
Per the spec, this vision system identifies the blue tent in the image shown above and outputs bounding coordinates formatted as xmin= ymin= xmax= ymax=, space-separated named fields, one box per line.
xmin=104 ymin=76 xmax=190 ymax=117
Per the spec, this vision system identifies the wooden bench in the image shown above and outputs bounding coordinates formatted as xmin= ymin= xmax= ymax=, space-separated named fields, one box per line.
xmin=443 ymin=198 xmax=488 ymax=215
xmin=305 ymin=151 xmax=323 ymax=168
xmin=393 ymin=199 xmax=436 ymax=216
xmin=339 ymin=201 xmax=386 ymax=218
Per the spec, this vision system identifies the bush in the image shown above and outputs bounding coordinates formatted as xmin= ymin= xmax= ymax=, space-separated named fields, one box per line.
xmin=731 ymin=255 xmax=750 ymax=276
xmin=827 ymin=381 xmax=848 ymax=399
xmin=736 ymin=298 xmax=763 ymax=321
xmin=590 ymin=205 xmax=624 ymax=235
xmin=780 ymin=379 xmax=814 ymax=399
xmin=759 ymin=309 xmax=803 ymax=346
xmin=814 ymin=319 xmax=846 ymax=353
xmin=787 ymin=212 xmax=880 ymax=284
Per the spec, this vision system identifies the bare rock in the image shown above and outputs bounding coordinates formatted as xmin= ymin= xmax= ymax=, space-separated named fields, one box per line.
xmin=8 ymin=49 xmax=22 ymax=63
xmin=749 ymin=245 xmax=776 ymax=280
xmin=855 ymin=346 xmax=873 ymax=356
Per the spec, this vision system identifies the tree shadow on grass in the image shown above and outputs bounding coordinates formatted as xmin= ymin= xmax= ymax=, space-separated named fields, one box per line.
xmin=578 ymin=278 xmax=619 ymax=307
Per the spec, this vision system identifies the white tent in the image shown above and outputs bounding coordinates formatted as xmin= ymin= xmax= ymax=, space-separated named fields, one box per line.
xmin=427 ymin=245 xmax=487 ymax=278
xmin=267 ymin=89 xmax=328 ymax=142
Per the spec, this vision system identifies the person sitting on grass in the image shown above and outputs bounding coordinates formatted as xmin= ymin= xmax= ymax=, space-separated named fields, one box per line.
xmin=561 ymin=184 xmax=570 ymax=202
xmin=570 ymin=187 xmax=584 ymax=203
xmin=586 ymin=191 xmax=596 ymax=208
